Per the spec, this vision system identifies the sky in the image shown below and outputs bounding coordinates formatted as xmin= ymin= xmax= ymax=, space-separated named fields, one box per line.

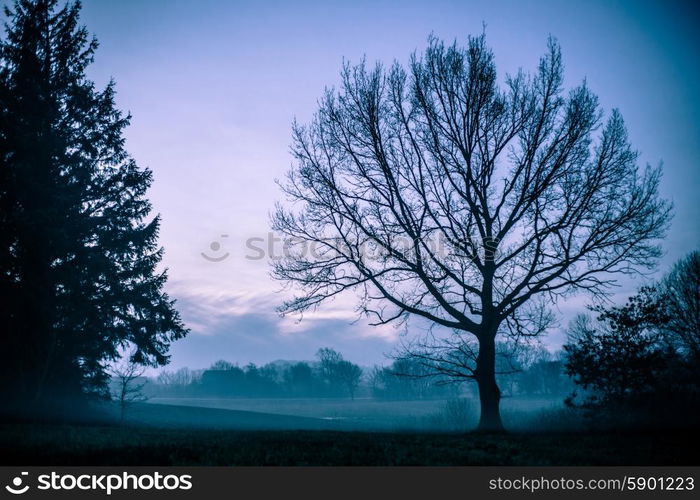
xmin=72 ymin=0 xmax=700 ymax=370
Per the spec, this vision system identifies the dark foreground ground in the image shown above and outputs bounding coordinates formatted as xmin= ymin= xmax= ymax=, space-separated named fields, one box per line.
xmin=0 ymin=421 xmax=697 ymax=466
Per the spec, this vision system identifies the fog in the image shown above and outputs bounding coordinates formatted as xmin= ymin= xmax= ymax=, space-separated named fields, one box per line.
xmin=134 ymin=396 xmax=573 ymax=433
xmin=94 ymin=348 xmax=578 ymax=433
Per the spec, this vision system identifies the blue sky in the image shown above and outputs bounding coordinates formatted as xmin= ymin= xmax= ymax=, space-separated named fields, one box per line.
xmin=76 ymin=0 xmax=699 ymax=369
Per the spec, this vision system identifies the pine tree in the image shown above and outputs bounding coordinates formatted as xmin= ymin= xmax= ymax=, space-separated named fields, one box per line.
xmin=0 ymin=0 xmax=187 ymax=405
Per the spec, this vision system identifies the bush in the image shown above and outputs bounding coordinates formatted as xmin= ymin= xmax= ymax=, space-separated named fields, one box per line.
xmin=423 ymin=398 xmax=476 ymax=432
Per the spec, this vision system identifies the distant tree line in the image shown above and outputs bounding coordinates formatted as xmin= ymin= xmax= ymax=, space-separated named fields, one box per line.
xmin=148 ymin=345 xmax=574 ymax=401
xmin=150 ymin=348 xmax=364 ymax=399
xmin=495 ymin=347 xmax=574 ymax=399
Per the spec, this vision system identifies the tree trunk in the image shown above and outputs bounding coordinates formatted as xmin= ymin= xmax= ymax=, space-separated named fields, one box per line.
xmin=476 ymin=334 xmax=505 ymax=432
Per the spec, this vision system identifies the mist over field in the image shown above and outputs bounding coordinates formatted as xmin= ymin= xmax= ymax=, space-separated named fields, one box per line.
xmin=139 ymin=396 xmax=565 ymax=432
xmin=127 ymin=356 xmax=574 ymax=433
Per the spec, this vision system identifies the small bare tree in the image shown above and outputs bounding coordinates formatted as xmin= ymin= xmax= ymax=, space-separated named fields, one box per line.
xmin=272 ymin=35 xmax=670 ymax=430
xmin=110 ymin=357 xmax=147 ymax=422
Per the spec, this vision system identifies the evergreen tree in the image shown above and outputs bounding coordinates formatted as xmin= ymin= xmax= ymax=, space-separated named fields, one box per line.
xmin=0 ymin=0 xmax=187 ymax=404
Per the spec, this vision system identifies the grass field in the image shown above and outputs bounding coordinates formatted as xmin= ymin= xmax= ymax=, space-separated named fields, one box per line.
xmin=1 ymin=420 xmax=696 ymax=466
xmin=2 ymin=400 xmax=697 ymax=466
xmin=143 ymin=396 xmax=564 ymax=431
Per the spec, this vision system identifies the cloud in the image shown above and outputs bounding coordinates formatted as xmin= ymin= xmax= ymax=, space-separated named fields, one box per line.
xmin=162 ymin=265 xmax=645 ymax=370
xmin=162 ymin=278 xmax=402 ymax=369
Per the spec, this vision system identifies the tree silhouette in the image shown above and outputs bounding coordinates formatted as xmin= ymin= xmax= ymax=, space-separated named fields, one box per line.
xmin=0 ymin=0 xmax=187 ymax=405
xmin=662 ymin=250 xmax=700 ymax=361
xmin=316 ymin=347 xmax=363 ymax=398
xmin=336 ymin=360 xmax=363 ymax=399
xmin=109 ymin=356 xmax=148 ymax=423
xmin=564 ymin=290 xmax=668 ymax=409
xmin=272 ymin=35 xmax=671 ymax=430
xmin=564 ymin=252 xmax=700 ymax=417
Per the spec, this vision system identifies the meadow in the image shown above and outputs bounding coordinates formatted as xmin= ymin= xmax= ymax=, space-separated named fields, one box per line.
xmin=1 ymin=420 xmax=693 ymax=466
xmin=3 ymin=397 xmax=696 ymax=466
xmin=143 ymin=396 xmax=566 ymax=431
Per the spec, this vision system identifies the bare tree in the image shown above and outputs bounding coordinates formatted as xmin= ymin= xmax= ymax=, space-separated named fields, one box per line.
xmin=315 ymin=347 xmax=362 ymax=398
xmin=662 ymin=251 xmax=700 ymax=360
xmin=336 ymin=360 xmax=363 ymax=399
xmin=272 ymin=35 xmax=670 ymax=430
xmin=110 ymin=357 xmax=147 ymax=422
xmin=316 ymin=347 xmax=343 ymax=382
xmin=157 ymin=367 xmax=197 ymax=388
